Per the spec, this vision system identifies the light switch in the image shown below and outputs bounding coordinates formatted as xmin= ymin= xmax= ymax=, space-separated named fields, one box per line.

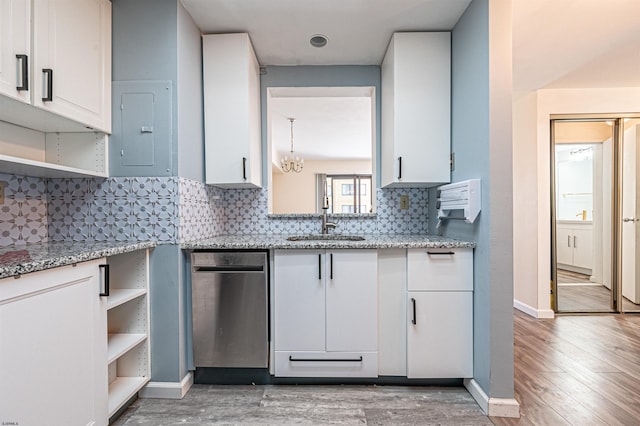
xmin=400 ymin=195 xmax=409 ymax=210
xmin=0 ymin=181 xmax=6 ymax=204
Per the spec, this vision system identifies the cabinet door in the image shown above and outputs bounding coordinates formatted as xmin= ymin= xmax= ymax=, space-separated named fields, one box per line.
xmin=203 ymin=33 xmax=261 ymax=188
xmin=274 ymin=250 xmax=325 ymax=351
xmin=0 ymin=262 xmax=107 ymax=426
xmin=572 ymin=227 xmax=593 ymax=270
xmin=0 ymin=0 xmax=30 ymax=102
xmin=407 ymin=291 xmax=473 ymax=378
xmin=32 ymin=0 xmax=111 ymax=132
xmin=556 ymin=225 xmax=574 ymax=266
xmin=381 ymin=32 xmax=451 ymax=187
xmin=326 ymin=250 xmax=377 ymax=352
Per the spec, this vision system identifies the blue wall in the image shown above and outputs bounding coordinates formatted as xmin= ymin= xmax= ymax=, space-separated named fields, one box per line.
xmin=112 ymin=0 xmax=200 ymax=384
xmin=434 ymin=0 xmax=514 ymax=400
xmin=260 ymin=66 xmax=381 ymax=186
xmin=112 ymin=0 xmax=204 ymax=182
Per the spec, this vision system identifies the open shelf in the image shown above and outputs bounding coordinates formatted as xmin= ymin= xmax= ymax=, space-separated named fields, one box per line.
xmin=105 ymin=248 xmax=151 ymax=419
xmin=107 ymin=289 xmax=147 ymax=311
xmin=107 ymin=333 xmax=147 ymax=364
xmin=108 ymin=376 xmax=149 ymax=417
xmin=0 ymin=153 xmax=108 ymax=178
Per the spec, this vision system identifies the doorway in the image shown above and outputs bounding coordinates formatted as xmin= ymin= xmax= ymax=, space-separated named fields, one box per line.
xmin=551 ymin=116 xmax=640 ymax=313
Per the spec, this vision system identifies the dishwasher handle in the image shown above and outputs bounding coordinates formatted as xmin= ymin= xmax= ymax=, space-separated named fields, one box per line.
xmin=194 ymin=265 xmax=264 ymax=272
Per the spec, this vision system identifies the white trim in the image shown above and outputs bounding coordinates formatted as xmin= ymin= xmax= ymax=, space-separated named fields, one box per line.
xmin=514 ymin=299 xmax=555 ymax=319
xmin=488 ymin=397 xmax=521 ymax=418
xmin=139 ymin=372 xmax=193 ymax=399
xmin=464 ymin=378 xmax=520 ymax=418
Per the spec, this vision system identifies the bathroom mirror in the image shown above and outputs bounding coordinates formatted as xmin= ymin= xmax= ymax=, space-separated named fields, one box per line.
xmin=266 ymin=87 xmax=376 ymax=215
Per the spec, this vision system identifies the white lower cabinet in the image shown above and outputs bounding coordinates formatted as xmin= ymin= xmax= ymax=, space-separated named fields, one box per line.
xmin=407 ymin=291 xmax=473 ymax=378
xmin=406 ymin=248 xmax=473 ymax=378
xmin=0 ymin=248 xmax=150 ymax=425
xmin=0 ymin=260 xmax=108 ymax=426
xmin=556 ymin=221 xmax=593 ymax=272
xmin=274 ymin=249 xmax=378 ymax=377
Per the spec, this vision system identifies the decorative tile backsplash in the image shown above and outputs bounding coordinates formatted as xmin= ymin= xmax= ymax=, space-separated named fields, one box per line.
xmin=0 ymin=173 xmax=49 ymax=247
xmin=178 ymin=178 xmax=225 ymax=242
xmin=48 ymin=177 xmax=179 ymax=243
xmin=222 ymin=187 xmax=429 ymax=236
xmin=0 ymin=173 xmax=429 ymax=247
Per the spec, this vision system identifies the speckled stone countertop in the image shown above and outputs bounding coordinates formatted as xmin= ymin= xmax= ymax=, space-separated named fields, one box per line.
xmin=0 ymin=241 xmax=156 ymax=279
xmin=182 ymin=234 xmax=475 ymax=250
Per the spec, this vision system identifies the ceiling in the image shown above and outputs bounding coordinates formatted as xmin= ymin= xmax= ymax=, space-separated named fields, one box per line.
xmin=511 ymin=0 xmax=640 ymax=92
xmin=181 ymin=0 xmax=472 ymax=66
xmin=269 ymin=88 xmax=373 ymax=162
xmin=181 ymin=0 xmax=640 ymax=157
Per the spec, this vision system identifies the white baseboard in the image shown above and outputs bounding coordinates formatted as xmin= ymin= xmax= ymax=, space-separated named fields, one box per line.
xmin=464 ymin=378 xmax=520 ymax=418
xmin=514 ymin=299 xmax=555 ymax=319
xmin=139 ymin=372 xmax=193 ymax=399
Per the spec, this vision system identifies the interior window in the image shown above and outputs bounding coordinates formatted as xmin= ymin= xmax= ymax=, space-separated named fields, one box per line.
xmin=321 ymin=175 xmax=372 ymax=214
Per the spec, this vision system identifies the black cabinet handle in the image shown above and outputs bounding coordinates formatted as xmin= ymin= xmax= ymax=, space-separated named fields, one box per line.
xmin=398 ymin=156 xmax=402 ymax=180
xmin=318 ymin=253 xmax=322 ymax=280
xmin=330 ymin=253 xmax=333 ymax=279
xmin=427 ymin=251 xmax=455 ymax=256
xmin=411 ymin=297 xmax=416 ymax=325
xmin=16 ymin=54 xmax=28 ymax=91
xmin=289 ymin=356 xmax=363 ymax=362
xmin=42 ymin=68 xmax=53 ymax=102
xmin=242 ymin=157 xmax=247 ymax=180
xmin=99 ymin=264 xmax=110 ymax=297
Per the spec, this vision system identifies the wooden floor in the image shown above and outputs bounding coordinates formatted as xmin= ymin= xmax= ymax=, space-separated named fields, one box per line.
xmin=557 ymin=269 xmax=592 ymax=284
xmin=491 ymin=309 xmax=640 ymax=426
xmin=556 ymin=269 xmax=640 ymax=312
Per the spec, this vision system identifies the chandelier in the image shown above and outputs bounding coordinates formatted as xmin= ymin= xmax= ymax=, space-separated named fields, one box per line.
xmin=280 ymin=117 xmax=304 ymax=173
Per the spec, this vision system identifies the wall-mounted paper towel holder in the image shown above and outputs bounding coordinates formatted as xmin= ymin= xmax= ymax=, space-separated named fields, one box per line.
xmin=436 ymin=179 xmax=481 ymax=224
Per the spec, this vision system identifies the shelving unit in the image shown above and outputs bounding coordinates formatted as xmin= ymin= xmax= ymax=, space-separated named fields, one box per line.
xmin=0 ymin=121 xmax=108 ymax=178
xmin=106 ymin=249 xmax=150 ymax=418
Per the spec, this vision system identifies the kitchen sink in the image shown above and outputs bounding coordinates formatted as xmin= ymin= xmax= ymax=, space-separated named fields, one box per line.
xmin=286 ymin=234 xmax=366 ymax=241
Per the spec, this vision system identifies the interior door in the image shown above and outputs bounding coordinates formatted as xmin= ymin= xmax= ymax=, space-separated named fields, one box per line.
xmin=620 ymin=118 xmax=640 ymax=311
xmin=552 ymin=119 xmax=614 ymax=313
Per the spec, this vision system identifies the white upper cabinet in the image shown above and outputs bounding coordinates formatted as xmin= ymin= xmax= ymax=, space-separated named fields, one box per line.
xmin=31 ymin=0 xmax=112 ymax=132
xmin=381 ymin=32 xmax=451 ymax=188
xmin=0 ymin=0 xmax=31 ymax=103
xmin=0 ymin=0 xmax=111 ymax=178
xmin=0 ymin=0 xmax=111 ymax=133
xmin=203 ymin=33 xmax=262 ymax=188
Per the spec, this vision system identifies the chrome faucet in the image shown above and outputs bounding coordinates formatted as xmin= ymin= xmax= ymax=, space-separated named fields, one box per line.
xmin=321 ymin=197 xmax=337 ymax=234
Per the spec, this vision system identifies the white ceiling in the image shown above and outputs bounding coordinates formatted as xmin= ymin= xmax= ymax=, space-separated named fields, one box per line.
xmin=181 ymin=0 xmax=472 ymax=65
xmin=182 ymin=0 xmax=640 ymax=157
xmin=512 ymin=0 xmax=640 ymax=92
xmin=269 ymin=89 xmax=373 ymax=162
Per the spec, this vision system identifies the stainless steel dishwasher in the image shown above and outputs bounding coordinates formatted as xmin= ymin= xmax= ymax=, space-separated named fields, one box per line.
xmin=191 ymin=251 xmax=268 ymax=368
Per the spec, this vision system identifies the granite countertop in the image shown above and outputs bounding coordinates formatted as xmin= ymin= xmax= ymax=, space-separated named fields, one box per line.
xmin=0 ymin=241 xmax=156 ymax=279
xmin=182 ymin=234 xmax=475 ymax=250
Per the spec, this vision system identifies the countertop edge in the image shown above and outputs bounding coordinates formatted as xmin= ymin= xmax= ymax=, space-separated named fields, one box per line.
xmin=0 ymin=241 xmax=156 ymax=279
xmin=181 ymin=235 xmax=475 ymax=250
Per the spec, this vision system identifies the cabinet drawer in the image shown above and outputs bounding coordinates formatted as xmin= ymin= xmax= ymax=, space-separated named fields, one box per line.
xmin=274 ymin=351 xmax=378 ymax=378
xmin=407 ymin=248 xmax=472 ymax=291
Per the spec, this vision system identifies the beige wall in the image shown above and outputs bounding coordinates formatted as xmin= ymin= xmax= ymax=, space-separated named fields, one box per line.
xmin=271 ymin=159 xmax=372 ymax=214
xmin=512 ymin=87 xmax=640 ymax=318
xmin=512 ymin=91 xmax=540 ymax=313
